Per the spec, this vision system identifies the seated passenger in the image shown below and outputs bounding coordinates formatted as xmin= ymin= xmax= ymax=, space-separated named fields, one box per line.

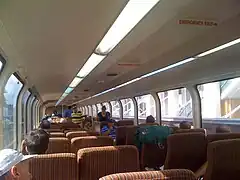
xmin=97 ymin=106 xmax=111 ymax=122
xmin=0 ymin=149 xmax=35 ymax=180
xmin=179 ymin=121 xmax=191 ymax=129
xmin=71 ymin=108 xmax=84 ymax=124
xmin=39 ymin=120 xmax=51 ymax=129
xmin=146 ymin=115 xmax=156 ymax=124
xmin=63 ymin=106 xmax=73 ymax=118
xmin=23 ymin=129 xmax=50 ymax=155
xmin=101 ymin=119 xmax=116 ymax=139
xmin=216 ymin=125 xmax=231 ymax=133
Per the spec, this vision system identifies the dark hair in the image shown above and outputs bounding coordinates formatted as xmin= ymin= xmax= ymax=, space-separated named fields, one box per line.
xmin=102 ymin=106 xmax=106 ymax=111
xmin=179 ymin=121 xmax=191 ymax=129
xmin=216 ymin=125 xmax=231 ymax=133
xmin=25 ymin=129 xmax=50 ymax=154
xmin=146 ymin=115 xmax=155 ymax=123
xmin=68 ymin=106 xmax=72 ymax=109
xmin=40 ymin=120 xmax=51 ymax=129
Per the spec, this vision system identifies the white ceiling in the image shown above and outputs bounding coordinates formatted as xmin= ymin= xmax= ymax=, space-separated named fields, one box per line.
xmin=0 ymin=0 xmax=240 ymax=106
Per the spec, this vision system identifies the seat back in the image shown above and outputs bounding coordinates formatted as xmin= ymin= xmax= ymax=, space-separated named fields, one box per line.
xmin=46 ymin=138 xmax=70 ymax=153
xmin=29 ymin=153 xmax=77 ymax=180
xmin=207 ymin=133 xmax=240 ymax=144
xmin=165 ymin=133 xmax=207 ymax=172
xmin=116 ymin=120 xmax=134 ymax=126
xmin=125 ymin=126 xmax=137 ymax=145
xmin=99 ymin=169 xmax=197 ymax=180
xmin=205 ymin=139 xmax=240 ymax=180
xmin=175 ymin=128 xmax=206 ymax=135
xmin=61 ymin=122 xmax=80 ymax=130
xmin=50 ymin=123 xmax=62 ymax=129
xmin=66 ymin=131 xmax=99 ymax=139
xmin=50 ymin=132 xmax=65 ymax=138
xmin=46 ymin=129 xmax=63 ymax=133
xmin=71 ymin=136 xmax=113 ymax=153
xmin=116 ymin=126 xmax=127 ymax=145
xmin=78 ymin=145 xmax=139 ymax=180
xmin=138 ymin=123 xmax=159 ymax=127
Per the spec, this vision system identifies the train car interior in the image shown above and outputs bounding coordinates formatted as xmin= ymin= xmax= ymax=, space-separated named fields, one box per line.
xmin=0 ymin=0 xmax=240 ymax=179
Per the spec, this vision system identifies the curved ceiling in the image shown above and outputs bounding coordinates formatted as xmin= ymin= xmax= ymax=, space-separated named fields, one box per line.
xmin=0 ymin=0 xmax=240 ymax=105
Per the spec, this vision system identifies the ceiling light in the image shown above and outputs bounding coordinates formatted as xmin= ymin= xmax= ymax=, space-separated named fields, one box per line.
xmin=77 ymin=53 xmax=106 ymax=77
xmin=196 ymin=38 xmax=240 ymax=58
xmin=65 ymin=87 xmax=74 ymax=94
xmin=69 ymin=77 xmax=83 ymax=88
xmin=95 ymin=0 xmax=160 ymax=54
xmin=62 ymin=93 xmax=68 ymax=97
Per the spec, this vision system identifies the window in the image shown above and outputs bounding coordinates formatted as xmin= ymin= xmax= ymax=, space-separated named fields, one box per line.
xmin=103 ymin=102 xmax=110 ymax=112
xmin=97 ymin=104 xmax=102 ymax=113
xmin=21 ymin=90 xmax=31 ymax=139
xmin=158 ymin=88 xmax=193 ymax=127
xmin=27 ymin=96 xmax=35 ymax=132
xmin=88 ymin=105 xmax=92 ymax=116
xmin=197 ymin=77 xmax=240 ymax=133
xmin=85 ymin=106 xmax=89 ymax=115
xmin=92 ymin=105 xmax=97 ymax=117
xmin=3 ymin=74 xmax=23 ymax=148
xmin=110 ymin=101 xmax=120 ymax=118
xmin=136 ymin=94 xmax=156 ymax=123
xmin=32 ymin=99 xmax=38 ymax=128
xmin=121 ymin=98 xmax=134 ymax=118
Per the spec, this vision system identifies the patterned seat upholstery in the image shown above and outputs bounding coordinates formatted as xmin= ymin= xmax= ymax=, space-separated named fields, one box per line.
xmin=99 ymin=169 xmax=197 ymax=180
xmin=116 ymin=120 xmax=134 ymax=126
xmin=50 ymin=132 xmax=65 ymax=138
xmin=29 ymin=153 xmax=78 ymax=180
xmin=66 ymin=131 xmax=100 ymax=139
xmin=71 ymin=136 xmax=113 ymax=153
xmin=50 ymin=123 xmax=62 ymax=129
xmin=61 ymin=122 xmax=80 ymax=130
xmin=46 ymin=138 xmax=71 ymax=153
xmin=116 ymin=126 xmax=127 ymax=145
xmin=78 ymin=145 xmax=140 ymax=180
xmin=164 ymin=133 xmax=207 ymax=172
xmin=175 ymin=128 xmax=206 ymax=135
xmin=125 ymin=126 xmax=137 ymax=145
xmin=205 ymin=139 xmax=240 ymax=180
xmin=46 ymin=129 xmax=63 ymax=133
xmin=206 ymin=133 xmax=240 ymax=143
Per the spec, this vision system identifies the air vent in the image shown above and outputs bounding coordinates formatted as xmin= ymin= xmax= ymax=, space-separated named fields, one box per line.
xmin=107 ymin=73 xmax=118 ymax=77
xmin=84 ymin=89 xmax=89 ymax=92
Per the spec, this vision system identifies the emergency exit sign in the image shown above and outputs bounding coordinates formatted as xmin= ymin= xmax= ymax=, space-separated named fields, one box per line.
xmin=179 ymin=19 xmax=218 ymax=26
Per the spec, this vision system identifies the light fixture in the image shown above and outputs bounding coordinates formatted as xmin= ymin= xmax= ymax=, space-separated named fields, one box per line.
xmin=74 ymin=37 xmax=240 ymax=104
xmin=69 ymin=77 xmax=83 ymax=88
xmin=95 ymin=0 xmax=160 ymax=54
xmin=64 ymin=87 xmax=74 ymax=94
xmin=77 ymin=53 xmax=106 ymax=77
xmin=196 ymin=38 xmax=240 ymax=58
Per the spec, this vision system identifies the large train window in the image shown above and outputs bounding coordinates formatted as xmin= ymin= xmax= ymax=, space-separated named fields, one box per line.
xmin=88 ymin=105 xmax=92 ymax=116
xmin=136 ymin=94 xmax=156 ymax=124
xmin=3 ymin=74 xmax=23 ymax=149
xmin=21 ymin=90 xmax=31 ymax=139
xmin=110 ymin=101 xmax=120 ymax=118
xmin=121 ymin=98 xmax=134 ymax=119
xmin=92 ymin=105 xmax=97 ymax=117
xmin=96 ymin=104 xmax=102 ymax=113
xmin=158 ymin=88 xmax=193 ymax=127
xmin=197 ymin=77 xmax=240 ymax=133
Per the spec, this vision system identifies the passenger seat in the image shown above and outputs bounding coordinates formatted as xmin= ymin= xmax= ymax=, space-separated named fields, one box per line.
xmin=29 ymin=153 xmax=78 ymax=180
xmin=78 ymin=145 xmax=139 ymax=180
xmin=71 ymin=136 xmax=113 ymax=153
xmin=46 ymin=138 xmax=71 ymax=153
xmin=66 ymin=131 xmax=99 ymax=140
xmin=99 ymin=169 xmax=197 ymax=180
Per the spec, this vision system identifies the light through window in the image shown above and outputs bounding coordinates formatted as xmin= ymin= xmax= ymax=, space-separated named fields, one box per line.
xmin=111 ymin=101 xmax=120 ymax=118
xmin=121 ymin=98 xmax=134 ymax=119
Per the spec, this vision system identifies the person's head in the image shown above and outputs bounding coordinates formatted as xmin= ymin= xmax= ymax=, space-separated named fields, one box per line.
xmin=107 ymin=119 xmax=115 ymax=128
xmin=179 ymin=121 xmax=191 ymax=129
xmin=146 ymin=115 xmax=155 ymax=124
xmin=102 ymin=106 xmax=106 ymax=112
xmin=40 ymin=120 xmax=51 ymax=129
xmin=68 ymin=106 xmax=72 ymax=110
xmin=216 ymin=125 xmax=231 ymax=133
xmin=24 ymin=129 xmax=50 ymax=155
xmin=0 ymin=149 xmax=35 ymax=180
